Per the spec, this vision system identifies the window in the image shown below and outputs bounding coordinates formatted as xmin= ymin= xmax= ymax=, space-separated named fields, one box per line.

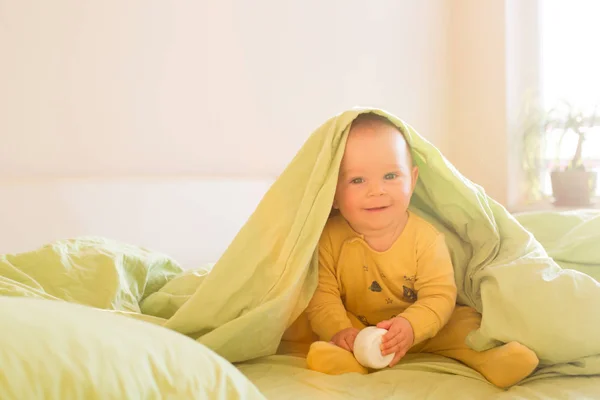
xmin=539 ymin=0 xmax=600 ymax=196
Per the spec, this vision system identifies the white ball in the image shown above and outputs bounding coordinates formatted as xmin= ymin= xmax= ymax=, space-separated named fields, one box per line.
xmin=353 ymin=326 xmax=395 ymax=369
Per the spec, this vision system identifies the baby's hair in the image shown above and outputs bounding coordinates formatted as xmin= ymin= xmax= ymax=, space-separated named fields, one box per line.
xmin=350 ymin=112 xmax=400 ymax=131
xmin=349 ymin=112 xmax=415 ymax=167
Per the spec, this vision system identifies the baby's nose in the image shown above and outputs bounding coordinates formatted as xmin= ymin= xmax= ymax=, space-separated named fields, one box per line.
xmin=368 ymin=182 xmax=385 ymax=195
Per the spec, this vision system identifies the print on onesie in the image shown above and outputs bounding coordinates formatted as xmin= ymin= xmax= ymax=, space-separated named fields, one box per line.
xmin=403 ymin=286 xmax=417 ymax=302
xmin=369 ymin=281 xmax=382 ymax=292
xmin=357 ymin=315 xmax=372 ymax=327
xmin=402 ymin=275 xmax=417 ymax=302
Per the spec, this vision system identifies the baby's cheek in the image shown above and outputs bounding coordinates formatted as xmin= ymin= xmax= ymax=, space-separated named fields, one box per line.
xmin=338 ymin=189 xmax=358 ymax=209
xmin=346 ymin=198 xmax=364 ymax=217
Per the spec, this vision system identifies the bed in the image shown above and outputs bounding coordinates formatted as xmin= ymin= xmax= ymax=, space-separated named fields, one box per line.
xmin=1 ymin=177 xmax=599 ymax=399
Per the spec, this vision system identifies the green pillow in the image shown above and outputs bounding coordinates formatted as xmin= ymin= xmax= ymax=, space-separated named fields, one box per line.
xmin=0 ymin=297 xmax=264 ymax=399
xmin=0 ymin=237 xmax=183 ymax=311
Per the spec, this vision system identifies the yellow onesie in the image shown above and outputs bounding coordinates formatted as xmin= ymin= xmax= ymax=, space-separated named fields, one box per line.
xmin=305 ymin=211 xmax=539 ymax=388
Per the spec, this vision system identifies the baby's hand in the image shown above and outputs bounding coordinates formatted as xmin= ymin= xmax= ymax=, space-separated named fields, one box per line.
xmin=377 ymin=316 xmax=414 ymax=367
xmin=330 ymin=327 xmax=361 ymax=352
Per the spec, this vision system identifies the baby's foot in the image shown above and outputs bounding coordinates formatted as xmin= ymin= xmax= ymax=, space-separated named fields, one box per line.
xmin=306 ymin=341 xmax=368 ymax=375
xmin=475 ymin=341 xmax=539 ymax=388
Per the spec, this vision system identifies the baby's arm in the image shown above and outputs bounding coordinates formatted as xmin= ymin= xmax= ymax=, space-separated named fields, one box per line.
xmin=398 ymin=233 xmax=457 ymax=345
xmin=305 ymin=235 xmax=354 ymax=342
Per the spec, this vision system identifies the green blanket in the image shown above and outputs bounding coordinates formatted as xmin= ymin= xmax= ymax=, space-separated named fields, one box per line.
xmin=2 ymin=108 xmax=600 ymax=382
xmin=515 ymin=210 xmax=600 ymax=282
xmin=142 ymin=107 xmax=600 ymax=372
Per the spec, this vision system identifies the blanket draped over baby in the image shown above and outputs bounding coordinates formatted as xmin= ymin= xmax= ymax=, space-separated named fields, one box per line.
xmin=2 ymin=107 xmax=600 ymax=380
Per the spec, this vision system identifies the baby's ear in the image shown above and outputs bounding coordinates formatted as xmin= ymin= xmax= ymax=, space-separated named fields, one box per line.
xmin=410 ymin=166 xmax=419 ymax=191
xmin=332 ymin=198 xmax=339 ymax=210
xmin=412 ymin=165 xmax=419 ymax=178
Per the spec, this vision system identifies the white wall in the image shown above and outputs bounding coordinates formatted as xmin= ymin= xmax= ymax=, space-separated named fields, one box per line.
xmin=444 ymin=0 xmax=540 ymax=207
xmin=0 ymin=0 xmax=451 ymax=181
xmin=1 ymin=0 xmax=542 ymax=221
xmin=0 ymin=178 xmax=274 ymax=267
xmin=446 ymin=1 xmax=508 ymax=204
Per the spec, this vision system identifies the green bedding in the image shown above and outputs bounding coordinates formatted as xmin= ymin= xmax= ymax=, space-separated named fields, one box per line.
xmin=238 ymin=354 xmax=600 ymax=399
xmin=515 ymin=209 xmax=600 ymax=282
xmin=2 ymin=107 xmax=600 ymax=398
xmin=141 ymin=107 xmax=600 ymax=370
xmin=0 ymin=237 xmax=182 ymax=310
xmin=0 ymin=239 xmax=264 ymax=399
xmin=0 ymin=296 xmax=264 ymax=399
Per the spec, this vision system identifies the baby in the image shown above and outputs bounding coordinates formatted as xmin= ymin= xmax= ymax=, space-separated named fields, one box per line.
xmin=305 ymin=113 xmax=539 ymax=388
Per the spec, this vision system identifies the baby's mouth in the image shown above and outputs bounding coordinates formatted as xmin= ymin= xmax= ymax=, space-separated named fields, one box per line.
xmin=364 ymin=206 xmax=389 ymax=212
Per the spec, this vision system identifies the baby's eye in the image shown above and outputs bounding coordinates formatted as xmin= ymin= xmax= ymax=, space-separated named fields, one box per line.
xmin=384 ymin=173 xmax=398 ymax=180
xmin=350 ymin=177 xmax=364 ymax=184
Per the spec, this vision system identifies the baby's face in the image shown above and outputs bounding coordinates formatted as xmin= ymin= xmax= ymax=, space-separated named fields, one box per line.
xmin=334 ymin=120 xmax=418 ymax=233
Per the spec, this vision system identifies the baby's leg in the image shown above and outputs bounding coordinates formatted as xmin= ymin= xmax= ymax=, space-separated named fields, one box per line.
xmin=306 ymin=312 xmax=369 ymax=375
xmin=418 ymin=306 xmax=539 ymax=388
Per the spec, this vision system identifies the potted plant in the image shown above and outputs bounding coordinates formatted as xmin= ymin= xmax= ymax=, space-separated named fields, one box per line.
xmin=521 ymin=100 xmax=598 ymax=206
